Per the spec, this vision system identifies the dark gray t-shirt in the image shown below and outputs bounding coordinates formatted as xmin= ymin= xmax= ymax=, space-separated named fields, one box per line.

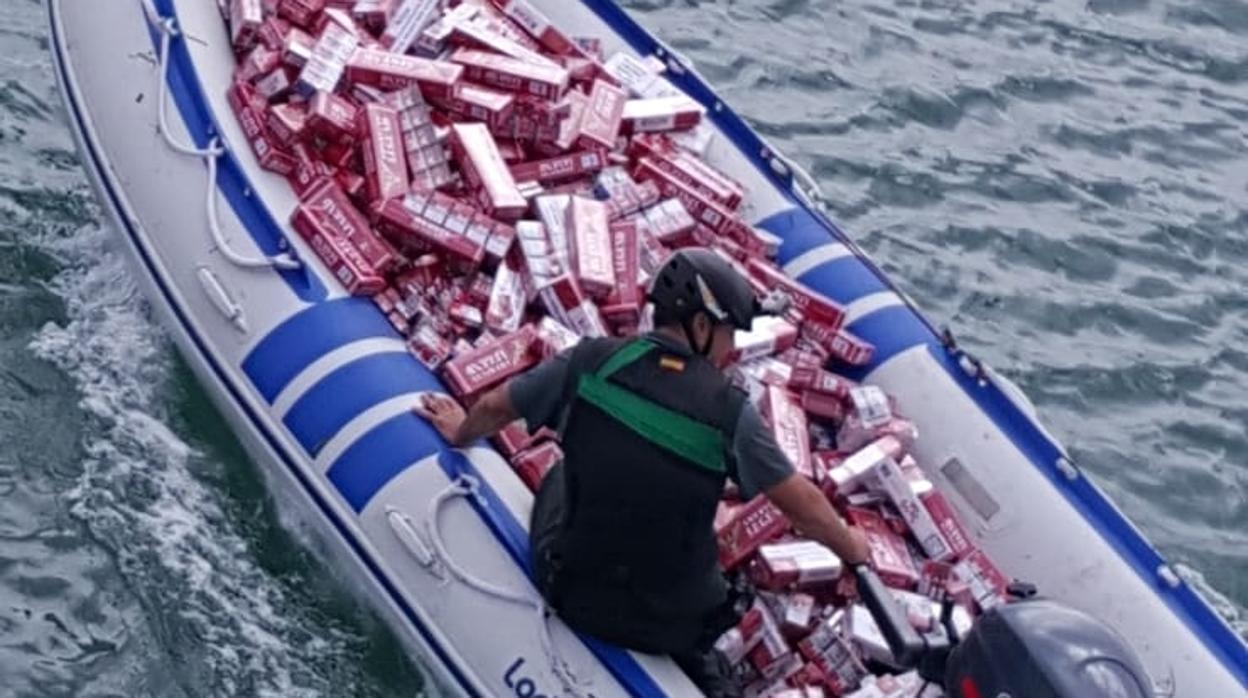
xmin=508 ymin=333 xmax=795 ymax=499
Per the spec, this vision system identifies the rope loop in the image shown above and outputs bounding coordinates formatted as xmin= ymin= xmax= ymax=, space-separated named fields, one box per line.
xmin=425 ymin=473 xmax=591 ymax=696
xmin=142 ymin=1 xmax=301 ymax=271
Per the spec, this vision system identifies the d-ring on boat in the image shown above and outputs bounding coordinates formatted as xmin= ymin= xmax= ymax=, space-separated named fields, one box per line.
xmin=48 ymin=0 xmax=1248 ymax=695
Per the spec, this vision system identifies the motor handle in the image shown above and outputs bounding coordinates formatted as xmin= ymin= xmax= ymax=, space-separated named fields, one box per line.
xmin=852 ymin=564 xmax=927 ymax=668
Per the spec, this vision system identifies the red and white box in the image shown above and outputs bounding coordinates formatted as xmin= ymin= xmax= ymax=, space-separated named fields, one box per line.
xmin=553 ymin=89 xmax=590 ymax=152
xmin=307 ymin=91 xmax=359 ymax=145
xmin=408 ymin=322 xmax=453 ymax=369
xmin=255 ymin=65 xmax=295 ymax=103
xmin=512 ymin=441 xmax=561 ymax=491
xmin=637 ymin=198 xmax=695 ymax=243
xmin=822 ymin=435 xmax=904 ymax=497
xmin=602 ymin=52 xmax=680 ymax=99
xmin=485 ymin=257 xmax=527 ymax=333
xmin=256 ymin=15 xmax=291 ymax=52
xmin=447 ymin=13 xmax=553 ymax=66
xmin=716 ymin=494 xmax=790 ymax=569
xmin=714 ymin=605 xmax=766 ymax=665
xmin=747 ymin=259 xmax=846 ymax=330
xmin=954 ymin=549 xmax=1010 ymax=611
xmin=291 ymin=208 xmax=386 ymax=296
xmin=282 ymin=28 xmax=316 ymax=70
xmin=450 ymin=48 xmax=570 ymax=99
xmin=800 ymin=391 xmax=847 ymax=424
xmin=875 ymin=458 xmax=954 ymax=562
xmin=297 ymin=178 xmax=397 ymax=274
xmin=489 ymin=0 xmax=583 ymax=57
xmin=359 ymin=103 xmax=410 ymax=204
xmin=577 ymin=79 xmax=628 ymax=151
xmin=373 ymin=197 xmax=485 ymax=267
xmin=230 ymin=0 xmax=264 ymax=51
xmin=484 ymin=221 xmax=517 ymax=266
xmin=351 ymin=0 xmax=399 ymax=32
xmin=565 ymin=196 xmax=616 ymax=298
xmin=227 ymin=81 xmax=297 ymax=175
xmin=346 ymin=47 xmax=464 ymax=98
xmin=432 ymin=84 xmax=516 ymax=130
xmin=265 ymin=102 xmax=307 ymax=147
xmin=647 ymin=147 xmax=744 ymax=210
xmin=441 ymin=325 xmax=539 ymax=398
xmin=845 ymin=507 xmax=920 ymax=590
xmin=747 ymin=604 xmax=792 ymax=674
xmin=919 ymin=486 xmax=974 ymax=561
xmin=295 ymin=19 xmax=358 ymax=96
xmin=601 ymin=220 xmax=641 ymax=322
xmin=277 ymin=0 xmax=326 ymax=29
xmin=621 ymin=95 xmax=704 ymax=134
xmin=516 ymin=95 xmax=573 ymax=128
xmin=380 ymin=0 xmax=441 ymax=54
xmin=796 ymin=609 xmax=848 ymax=660
xmin=752 ymin=541 xmax=844 ymax=591
xmin=844 ymin=605 xmax=903 ymax=669
xmin=237 ymin=45 xmax=282 ymax=84
xmin=762 ymin=385 xmax=814 ymax=480
xmin=493 ymin=420 xmax=535 ymax=458
xmin=535 ymin=316 xmax=581 ymax=357
xmin=537 ymin=273 xmax=609 ymax=338
xmin=509 ymin=149 xmax=608 ymax=185
xmin=733 ymin=316 xmax=800 ymax=364
xmin=827 ymin=330 xmax=874 ymax=367
xmin=633 ymin=157 xmax=738 ymax=236
xmin=776 ymin=592 xmax=817 ymax=639
xmin=450 ymin=123 xmax=528 ymax=220
xmin=789 ymin=367 xmax=855 ymax=402
xmin=838 ymin=415 xmax=918 ymax=455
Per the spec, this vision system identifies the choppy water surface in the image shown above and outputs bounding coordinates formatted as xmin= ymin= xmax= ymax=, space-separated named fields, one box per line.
xmin=0 ymin=0 xmax=1244 ymax=695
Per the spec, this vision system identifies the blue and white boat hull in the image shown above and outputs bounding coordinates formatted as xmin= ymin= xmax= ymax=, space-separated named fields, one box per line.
xmin=48 ymin=1 xmax=1248 ymax=695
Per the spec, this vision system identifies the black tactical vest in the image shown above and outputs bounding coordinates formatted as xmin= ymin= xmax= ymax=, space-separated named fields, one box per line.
xmin=542 ymin=336 xmax=746 ymax=655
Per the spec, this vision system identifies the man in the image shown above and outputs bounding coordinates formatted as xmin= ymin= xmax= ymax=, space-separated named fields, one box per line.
xmin=416 ymin=249 xmax=870 ymax=696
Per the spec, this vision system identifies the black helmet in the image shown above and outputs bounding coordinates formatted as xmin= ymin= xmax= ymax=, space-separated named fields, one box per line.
xmin=648 ymin=249 xmax=759 ymax=345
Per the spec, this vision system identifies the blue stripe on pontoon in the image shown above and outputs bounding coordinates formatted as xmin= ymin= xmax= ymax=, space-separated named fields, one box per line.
xmin=327 ymin=412 xmax=441 ymax=511
xmin=792 ymin=255 xmax=888 ymax=306
xmin=149 ymin=0 xmax=323 ymax=304
xmin=840 ymin=305 xmax=933 ymax=379
xmin=242 ymin=297 xmax=398 ymax=403
xmin=284 ymin=351 xmax=434 ymax=456
xmin=757 ymin=207 xmax=840 ymax=265
xmin=60 ymin=7 xmax=476 ymax=695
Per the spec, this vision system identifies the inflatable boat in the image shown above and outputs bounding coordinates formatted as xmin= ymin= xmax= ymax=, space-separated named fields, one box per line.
xmin=49 ymin=1 xmax=1248 ymax=695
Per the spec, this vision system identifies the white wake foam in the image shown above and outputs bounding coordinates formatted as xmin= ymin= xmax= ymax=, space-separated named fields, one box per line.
xmin=27 ymin=223 xmax=367 ymax=697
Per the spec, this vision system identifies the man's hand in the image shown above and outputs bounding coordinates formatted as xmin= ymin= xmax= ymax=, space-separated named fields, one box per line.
xmin=843 ymin=525 xmax=871 ymax=568
xmin=413 ymin=384 xmax=521 ymax=447
xmin=413 ymin=392 xmax=467 ymax=444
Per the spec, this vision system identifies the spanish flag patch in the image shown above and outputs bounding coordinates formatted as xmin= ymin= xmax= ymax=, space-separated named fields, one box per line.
xmin=659 ymin=355 xmax=686 ymax=372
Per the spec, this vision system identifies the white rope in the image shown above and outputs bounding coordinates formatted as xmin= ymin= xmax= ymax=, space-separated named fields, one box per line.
xmin=143 ymin=0 xmax=300 ymax=271
xmin=425 ymin=475 xmax=590 ymax=696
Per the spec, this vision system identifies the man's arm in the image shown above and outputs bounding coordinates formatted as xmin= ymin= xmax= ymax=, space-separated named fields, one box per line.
xmin=731 ymin=403 xmax=870 ymax=565
xmin=413 ymin=384 xmax=519 ymax=447
xmin=765 ymin=472 xmax=870 ymax=566
xmin=414 ymin=346 xmax=576 ymax=447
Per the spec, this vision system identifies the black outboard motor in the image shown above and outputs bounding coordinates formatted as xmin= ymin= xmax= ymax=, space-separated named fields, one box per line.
xmin=853 ymin=566 xmax=1155 ymax=698
xmin=946 ymin=600 xmax=1155 ymax=698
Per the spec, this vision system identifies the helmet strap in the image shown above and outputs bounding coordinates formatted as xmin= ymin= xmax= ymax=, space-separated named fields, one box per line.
xmin=681 ymin=313 xmax=715 ymax=357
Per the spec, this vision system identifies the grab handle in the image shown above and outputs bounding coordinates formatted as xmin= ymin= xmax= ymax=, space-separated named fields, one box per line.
xmin=853 ymin=565 xmax=926 ymax=668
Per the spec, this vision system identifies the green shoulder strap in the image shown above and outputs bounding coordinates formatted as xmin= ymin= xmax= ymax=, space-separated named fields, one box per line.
xmin=575 ymin=339 xmax=727 ymax=474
